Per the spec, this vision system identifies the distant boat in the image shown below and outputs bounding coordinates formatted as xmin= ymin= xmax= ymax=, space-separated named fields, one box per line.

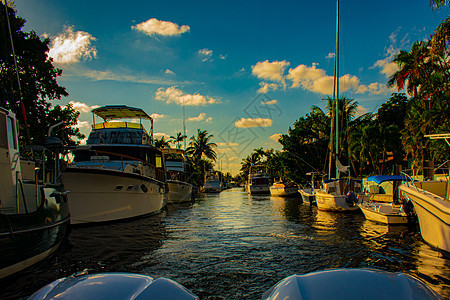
xmin=246 ymin=164 xmax=270 ymax=195
xmin=358 ymin=175 xmax=409 ymax=225
xmin=62 ymin=105 xmax=167 ymax=224
xmin=270 ymin=182 xmax=299 ymax=197
xmin=203 ymin=170 xmax=222 ymax=193
xmin=0 ymin=108 xmax=70 ymax=279
xmin=399 ymin=133 xmax=450 ymax=253
xmin=161 ymin=148 xmax=193 ymax=204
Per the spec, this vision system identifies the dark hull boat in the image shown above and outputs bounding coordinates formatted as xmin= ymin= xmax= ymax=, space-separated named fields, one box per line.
xmin=0 ymin=108 xmax=70 ymax=280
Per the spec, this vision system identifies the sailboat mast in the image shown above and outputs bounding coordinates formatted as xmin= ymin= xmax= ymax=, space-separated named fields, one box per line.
xmin=335 ymin=0 xmax=340 ymax=179
xmin=183 ymin=98 xmax=186 ymax=149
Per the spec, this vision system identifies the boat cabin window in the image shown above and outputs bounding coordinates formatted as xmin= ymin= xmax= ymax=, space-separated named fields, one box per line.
xmin=0 ymin=113 xmax=7 ymax=149
xmin=87 ymin=128 xmax=147 ymax=145
xmin=6 ymin=116 xmax=17 ymax=150
xmin=156 ymin=155 xmax=162 ymax=168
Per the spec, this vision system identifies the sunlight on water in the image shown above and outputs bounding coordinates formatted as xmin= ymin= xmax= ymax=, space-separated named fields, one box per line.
xmin=1 ymin=187 xmax=448 ymax=299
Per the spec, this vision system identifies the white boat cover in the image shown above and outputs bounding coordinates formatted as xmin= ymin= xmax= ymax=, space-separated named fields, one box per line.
xmin=262 ymin=268 xmax=441 ymax=300
xmin=28 ymin=273 xmax=198 ymax=300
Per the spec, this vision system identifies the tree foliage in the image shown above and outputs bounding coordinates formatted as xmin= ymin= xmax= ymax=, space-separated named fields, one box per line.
xmin=0 ymin=3 xmax=83 ymax=146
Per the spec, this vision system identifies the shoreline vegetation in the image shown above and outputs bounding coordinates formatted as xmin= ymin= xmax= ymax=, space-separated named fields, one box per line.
xmin=0 ymin=2 xmax=449 ymax=188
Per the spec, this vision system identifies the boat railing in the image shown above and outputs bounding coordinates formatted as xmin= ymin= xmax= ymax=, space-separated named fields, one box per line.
xmin=86 ymin=149 xmax=166 ymax=183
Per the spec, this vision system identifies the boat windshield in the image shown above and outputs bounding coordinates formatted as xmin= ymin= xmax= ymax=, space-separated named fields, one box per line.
xmin=87 ymin=128 xmax=149 ymax=145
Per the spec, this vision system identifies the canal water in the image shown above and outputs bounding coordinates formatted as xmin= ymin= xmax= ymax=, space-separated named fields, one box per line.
xmin=2 ymin=188 xmax=449 ymax=299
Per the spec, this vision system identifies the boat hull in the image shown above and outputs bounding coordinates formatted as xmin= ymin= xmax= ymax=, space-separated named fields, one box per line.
xmin=0 ymin=185 xmax=70 ymax=280
xmin=359 ymin=202 xmax=408 ymax=224
xmin=167 ymin=180 xmax=193 ymax=204
xmin=249 ymin=185 xmax=270 ymax=195
xmin=62 ymin=167 xmax=166 ymax=225
xmin=270 ymin=186 xmax=298 ymax=197
xmin=299 ymin=189 xmax=316 ymax=205
xmin=315 ymin=191 xmax=360 ymax=212
xmin=400 ymin=183 xmax=450 ymax=253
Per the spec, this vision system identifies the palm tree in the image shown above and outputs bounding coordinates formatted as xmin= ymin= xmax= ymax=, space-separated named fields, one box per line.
xmin=170 ymin=132 xmax=187 ymax=149
xmin=154 ymin=137 xmax=171 ymax=148
xmin=185 ymin=129 xmax=217 ymax=162
xmin=388 ymin=41 xmax=431 ymax=99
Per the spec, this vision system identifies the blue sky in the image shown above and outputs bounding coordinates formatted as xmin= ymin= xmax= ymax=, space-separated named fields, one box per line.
xmin=15 ymin=0 xmax=448 ymax=174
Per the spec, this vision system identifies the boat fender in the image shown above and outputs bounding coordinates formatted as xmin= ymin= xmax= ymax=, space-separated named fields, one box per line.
xmin=346 ymin=191 xmax=357 ymax=206
xmin=140 ymin=184 xmax=148 ymax=193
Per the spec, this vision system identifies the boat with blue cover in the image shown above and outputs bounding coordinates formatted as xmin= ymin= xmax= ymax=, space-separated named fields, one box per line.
xmin=358 ymin=175 xmax=410 ymax=225
xmin=62 ymin=105 xmax=167 ymax=225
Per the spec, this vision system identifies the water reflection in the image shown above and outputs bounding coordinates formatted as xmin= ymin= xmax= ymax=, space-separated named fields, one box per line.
xmin=1 ymin=187 xmax=449 ymax=299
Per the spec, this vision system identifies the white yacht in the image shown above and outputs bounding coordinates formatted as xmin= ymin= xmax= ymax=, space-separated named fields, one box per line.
xmin=247 ymin=165 xmax=270 ymax=195
xmin=62 ymin=105 xmax=167 ymax=225
xmin=161 ymin=148 xmax=193 ymax=204
xmin=203 ymin=171 xmax=222 ymax=193
xmin=399 ymin=133 xmax=450 ymax=253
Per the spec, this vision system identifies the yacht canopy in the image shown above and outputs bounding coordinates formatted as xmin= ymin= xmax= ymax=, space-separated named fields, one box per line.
xmin=366 ymin=175 xmax=409 ymax=184
xmin=92 ymin=105 xmax=152 ymax=121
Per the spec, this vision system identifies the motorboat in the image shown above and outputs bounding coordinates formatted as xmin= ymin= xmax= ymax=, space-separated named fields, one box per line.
xmin=315 ymin=178 xmax=363 ymax=211
xmin=161 ymin=148 xmax=193 ymax=204
xmin=299 ymin=172 xmax=321 ymax=205
xmin=270 ymin=182 xmax=299 ymax=197
xmin=246 ymin=164 xmax=270 ymax=195
xmin=28 ymin=272 xmax=198 ymax=300
xmin=62 ymin=105 xmax=167 ymax=225
xmin=203 ymin=170 xmax=222 ymax=193
xmin=399 ymin=134 xmax=450 ymax=253
xmin=0 ymin=108 xmax=70 ymax=279
xmin=358 ymin=175 xmax=409 ymax=225
xmin=27 ymin=269 xmax=441 ymax=299
xmin=359 ymin=201 xmax=408 ymax=225
xmin=262 ymin=268 xmax=441 ymax=299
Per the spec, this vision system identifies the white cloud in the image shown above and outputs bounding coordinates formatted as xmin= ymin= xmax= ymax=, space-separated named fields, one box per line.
xmin=48 ymin=26 xmax=97 ymax=64
xmin=372 ymin=58 xmax=398 ymax=78
xmin=219 ymin=54 xmax=227 ymax=60
xmin=261 ymin=99 xmax=278 ymax=105
xmin=74 ymin=120 xmax=90 ymax=129
xmin=228 ymin=156 xmax=239 ymax=161
xmin=187 ymin=113 xmax=206 ymax=122
xmin=154 ymin=132 xmax=171 ymax=140
xmin=150 ymin=113 xmax=165 ymax=120
xmin=132 ymin=18 xmax=190 ymax=36
xmin=84 ymin=70 xmax=180 ymax=85
xmin=235 ymin=117 xmax=273 ymax=128
xmin=205 ymin=117 xmax=212 ymax=123
xmin=286 ymin=64 xmax=384 ymax=95
xmin=198 ymin=48 xmax=213 ymax=62
xmin=326 ymin=52 xmax=335 ymax=59
xmin=371 ymin=29 xmax=403 ymax=78
xmin=354 ymin=105 xmax=369 ymax=118
xmin=356 ymin=82 xmax=389 ymax=95
xmin=165 ymin=69 xmax=175 ymax=75
xmin=258 ymin=82 xmax=279 ymax=94
xmin=252 ymin=60 xmax=290 ymax=83
xmin=269 ymin=133 xmax=282 ymax=142
xmin=155 ymin=86 xmax=219 ymax=106
xmin=69 ymin=101 xmax=100 ymax=114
